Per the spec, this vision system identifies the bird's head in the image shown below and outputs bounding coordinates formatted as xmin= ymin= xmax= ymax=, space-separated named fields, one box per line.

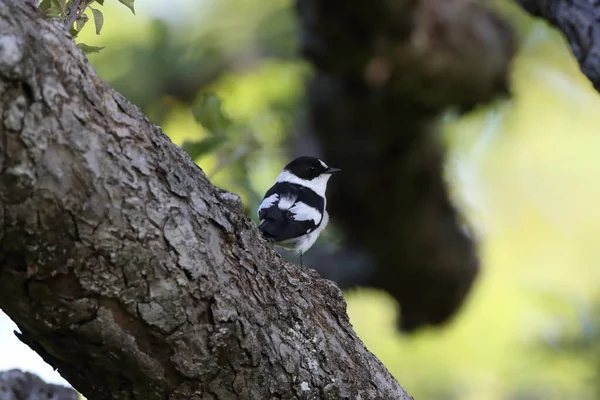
xmin=276 ymin=156 xmax=341 ymax=196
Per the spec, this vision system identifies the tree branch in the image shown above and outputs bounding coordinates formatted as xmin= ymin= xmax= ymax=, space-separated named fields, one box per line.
xmin=0 ymin=1 xmax=411 ymax=399
xmin=514 ymin=0 xmax=600 ymax=90
xmin=0 ymin=369 xmax=77 ymax=400
xmin=64 ymin=0 xmax=80 ymax=30
xmin=296 ymin=0 xmax=515 ymax=331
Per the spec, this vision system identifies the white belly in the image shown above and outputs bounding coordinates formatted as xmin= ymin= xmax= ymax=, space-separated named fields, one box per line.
xmin=278 ymin=211 xmax=329 ymax=255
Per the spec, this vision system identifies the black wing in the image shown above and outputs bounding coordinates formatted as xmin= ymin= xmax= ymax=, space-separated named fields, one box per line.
xmin=257 ymin=182 xmax=324 ymax=242
xmin=258 ymin=207 xmax=316 ymax=242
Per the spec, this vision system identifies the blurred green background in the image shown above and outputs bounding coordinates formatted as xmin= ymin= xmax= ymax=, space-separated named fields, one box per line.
xmin=75 ymin=0 xmax=600 ymax=398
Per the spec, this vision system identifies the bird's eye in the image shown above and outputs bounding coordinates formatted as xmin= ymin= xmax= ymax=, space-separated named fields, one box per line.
xmin=309 ymin=167 xmax=316 ymax=173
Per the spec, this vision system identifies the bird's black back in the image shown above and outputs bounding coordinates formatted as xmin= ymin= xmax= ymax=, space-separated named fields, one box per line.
xmin=258 ymin=182 xmax=324 ymax=242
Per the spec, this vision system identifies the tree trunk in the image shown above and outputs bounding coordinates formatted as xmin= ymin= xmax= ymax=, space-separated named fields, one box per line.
xmin=0 ymin=1 xmax=412 ymax=399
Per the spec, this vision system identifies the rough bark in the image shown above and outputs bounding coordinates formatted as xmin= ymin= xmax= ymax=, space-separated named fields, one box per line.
xmin=515 ymin=0 xmax=600 ymax=90
xmin=0 ymin=369 xmax=77 ymax=400
xmin=0 ymin=1 xmax=412 ymax=399
xmin=296 ymin=0 xmax=515 ymax=331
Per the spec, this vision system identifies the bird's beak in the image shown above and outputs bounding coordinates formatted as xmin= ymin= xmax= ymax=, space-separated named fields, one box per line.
xmin=325 ymin=167 xmax=342 ymax=174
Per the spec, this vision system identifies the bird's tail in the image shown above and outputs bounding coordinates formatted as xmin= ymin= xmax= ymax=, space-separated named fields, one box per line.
xmin=258 ymin=218 xmax=285 ymax=241
xmin=257 ymin=220 xmax=272 ymax=237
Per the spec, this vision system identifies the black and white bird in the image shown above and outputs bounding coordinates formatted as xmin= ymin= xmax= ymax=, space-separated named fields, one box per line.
xmin=257 ymin=156 xmax=341 ymax=266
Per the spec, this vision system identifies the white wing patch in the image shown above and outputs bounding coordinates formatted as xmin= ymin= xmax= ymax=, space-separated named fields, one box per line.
xmin=277 ymin=195 xmax=296 ymax=211
xmin=289 ymin=202 xmax=322 ymax=224
xmin=257 ymin=193 xmax=279 ymax=216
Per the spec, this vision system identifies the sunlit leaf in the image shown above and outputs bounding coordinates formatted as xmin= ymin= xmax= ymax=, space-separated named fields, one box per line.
xmin=182 ymin=136 xmax=229 ymax=160
xmin=90 ymin=8 xmax=103 ymax=35
xmin=117 ymin=0 xmax=135 ymax=14
xmin=77 ymin=43 xmax=105 ymax=54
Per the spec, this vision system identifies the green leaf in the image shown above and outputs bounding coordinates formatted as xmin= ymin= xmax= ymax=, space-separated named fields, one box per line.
xmin=69 ymin=25 xmax=80 ymax=38
xmin=117 ymin=0 xmax=135 ymax=14
xmin=77 ymin=43 xmax=105 ymax=54
xmin=39 ymin=0 xmax=63 ymax=18
xmin=90 ymin=8 xmax=103 ymax=35
xmin=51 ymin=0 xmax=66 ymax=13
xmin=75 ymin=14 xmax=88 ymax=32
xmin=182 ymin=136 xmax=229 ymax=160
xmin=39 ymin=0 xmax=53 ymax=11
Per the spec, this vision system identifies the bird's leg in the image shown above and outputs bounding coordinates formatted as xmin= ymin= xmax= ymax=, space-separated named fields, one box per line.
xmin=300 ymin=253 xmax=303 ymax=267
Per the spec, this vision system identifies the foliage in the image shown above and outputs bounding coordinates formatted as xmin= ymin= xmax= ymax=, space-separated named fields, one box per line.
xmin=38 ymin=0 xmax=135 ymax=53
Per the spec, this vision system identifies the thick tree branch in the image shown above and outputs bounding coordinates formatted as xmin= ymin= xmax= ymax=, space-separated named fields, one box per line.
xmin=296 ymin=0 xmax=515 ymax=331
xmin=0 ymin=369 xmax=77 ymax=400
xmin=515 ymin=0 xmax=600 ymax=90
xmin=0 ymin=1 xmax=411 ymax=399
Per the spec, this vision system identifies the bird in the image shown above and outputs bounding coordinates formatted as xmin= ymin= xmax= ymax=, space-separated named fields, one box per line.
xmin=257 ymin=156 xmax=341 ymax=266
